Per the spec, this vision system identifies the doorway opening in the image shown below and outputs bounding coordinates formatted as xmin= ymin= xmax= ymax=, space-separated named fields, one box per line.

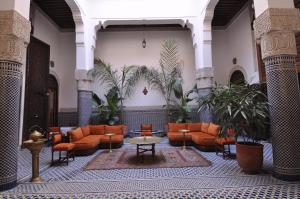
xmin=47 ymin=74 xmax=59 ymax=127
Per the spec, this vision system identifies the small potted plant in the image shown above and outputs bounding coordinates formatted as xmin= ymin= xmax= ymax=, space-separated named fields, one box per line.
xmin=198 ymin=83 xmax=270 ymax=173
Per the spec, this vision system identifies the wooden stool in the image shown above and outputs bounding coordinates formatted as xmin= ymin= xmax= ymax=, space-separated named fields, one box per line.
xmin=215 ymin=137 xmax=236 ymax=159
xmin=51 ymin=133 xmax=75 ymax=165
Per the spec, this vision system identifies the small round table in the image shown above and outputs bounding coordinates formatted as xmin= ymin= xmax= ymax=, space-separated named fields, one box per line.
xmin=179 ymin=129 xmax=190 ymax=150
xmin=129 ymin=136 xmax=161 ymax=161
xmin=105 ymin=133 xmax=115 ymax=153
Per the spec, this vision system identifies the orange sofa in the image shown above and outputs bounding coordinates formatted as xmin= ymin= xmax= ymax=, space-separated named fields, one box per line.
xmin=167 ymin=122 xmax=221 ymax=150
xmin=68 ymin=125 xmax=127 ymax=154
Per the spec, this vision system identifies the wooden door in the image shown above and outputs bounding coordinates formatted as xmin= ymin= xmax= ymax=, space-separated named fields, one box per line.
xmin=47 ymin=74 xmax=58 ymax=127
xmin=23 ymin=36 xmax=50 ymax=140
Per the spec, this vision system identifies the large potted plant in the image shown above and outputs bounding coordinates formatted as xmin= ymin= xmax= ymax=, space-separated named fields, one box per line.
xmin=92 ymin=88 xmax=121 ymax=125
xmin=198 ymin=83 xmax=270 ymax=173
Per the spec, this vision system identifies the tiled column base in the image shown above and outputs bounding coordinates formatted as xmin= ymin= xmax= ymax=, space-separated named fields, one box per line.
xmin=264 ymin=56 xmax=300 ymax=181
xmin=197 ymin=88 xmax=213 ymax=122
xmin=0 ymin=61 xmax=23 ymax=191
xmin=78 ymin=90 xmax=92 ymax=126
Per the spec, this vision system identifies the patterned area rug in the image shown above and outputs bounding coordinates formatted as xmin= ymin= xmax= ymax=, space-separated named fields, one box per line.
xmin=85 ymin=148 xmax=211 ymax=170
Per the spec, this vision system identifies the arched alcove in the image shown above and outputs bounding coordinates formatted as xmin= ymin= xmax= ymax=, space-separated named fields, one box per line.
xmin=229 ymin=70 xmax=245 ymax=85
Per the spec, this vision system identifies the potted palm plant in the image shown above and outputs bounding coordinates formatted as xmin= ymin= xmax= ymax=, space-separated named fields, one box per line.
xmin=198 ymin=83 xmax=270 ymax=173
xmin=144 ymin=39 xmax=182 ymax=121
xmin=172 ymin=79 xmax=197 ymax=123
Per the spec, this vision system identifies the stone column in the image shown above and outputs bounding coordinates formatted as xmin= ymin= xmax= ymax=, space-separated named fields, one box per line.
xmin=254 ymin=8 xmax=300 ymax=181
xmin=75 ymin=69 xmax=93 ymax=126
xmin=196 ymin=67 xmax=214 ymax=122
xmin=0 ymin=11 xmax=31 ymax=190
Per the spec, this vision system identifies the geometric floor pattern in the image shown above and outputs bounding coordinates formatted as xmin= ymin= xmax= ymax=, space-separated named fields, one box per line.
xmin=1 ymin=138 xmax=300 ymax=198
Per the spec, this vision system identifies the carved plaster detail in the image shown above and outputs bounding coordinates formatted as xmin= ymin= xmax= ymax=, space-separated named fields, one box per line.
xmin=0 ymin=10 xmax=31 ymax=44
xmin=0 ymin=10 xmax=31 ymax=63
xmin=196 ymin=67 xmax=214 ymax=89
xmin=254 ymin=8 xmax=300 ymax=39
xmin=261 ymin=31 xmax=297 ymax=59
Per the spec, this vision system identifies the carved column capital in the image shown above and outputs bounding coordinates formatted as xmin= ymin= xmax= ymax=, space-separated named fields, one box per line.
xmin=0 ymin=10 xmax=31 ymax=63
xmin=196 ymin=67 xmax=214 ymax=89
xmin=260 ymin=30 xmax=297 ymax=59
xmin=254 ymin=8 xmax=300 ymax=39
xmin=254 ymin=8 xmax=300 ymax=59
xmin=75 ymin=69 xmax=92 ymax=91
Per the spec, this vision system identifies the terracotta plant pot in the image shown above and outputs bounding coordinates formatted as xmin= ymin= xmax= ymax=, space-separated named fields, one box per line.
xmin=236 ymin=142 xmax=264 ymax=174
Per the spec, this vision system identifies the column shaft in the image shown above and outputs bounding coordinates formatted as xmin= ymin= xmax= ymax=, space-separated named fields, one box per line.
xmin=196 ymin=67 xmax=214 ymax=122
xmin=78 ymin=90 xmax=92 ymax=126
xmin=75 ymin=70 xmax=92 ymax=126
xmin=254 ymin=8 xmax=300 ymax=181
xmin=0 ymin=10 xmax=31 ymax=191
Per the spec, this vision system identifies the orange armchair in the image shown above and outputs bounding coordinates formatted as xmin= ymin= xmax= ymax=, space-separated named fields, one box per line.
xmin=141 ymin=124 xmax=152 ymax=136
xmin=51 ymin=133 xmax=75 ymax=165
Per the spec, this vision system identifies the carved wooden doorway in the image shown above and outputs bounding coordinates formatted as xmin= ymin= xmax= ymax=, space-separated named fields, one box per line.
xmin=23 ymin=36 xmax=50 ymax=140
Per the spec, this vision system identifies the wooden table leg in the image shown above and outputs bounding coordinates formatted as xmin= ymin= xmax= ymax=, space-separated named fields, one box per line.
xmin=137 ymin=144 xmax=139 ymax=159
xmin=152 ymin=144 xmax=155 ymax=160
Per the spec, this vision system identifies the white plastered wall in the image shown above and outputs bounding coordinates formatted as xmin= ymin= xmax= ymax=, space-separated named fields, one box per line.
xmin=212 ymin=5 xmax=258 ymax=85
xmin=93 ymin=30 xmax=196 ymax=107
xmin=32 ymin=8 xmax=77 ymax=111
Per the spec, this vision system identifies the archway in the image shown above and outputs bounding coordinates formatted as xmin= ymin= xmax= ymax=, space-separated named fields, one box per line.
xmin=229 ymin=70 xmax=245 ymax=85
xmin=47 ymin=74 xmax=59 ymax=127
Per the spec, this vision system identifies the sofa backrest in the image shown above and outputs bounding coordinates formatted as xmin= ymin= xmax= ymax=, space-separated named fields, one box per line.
xmin=168 ymin=123 xmax=187 ymax=132
xmin=105 ymin=125 xmax=125 ymax=135
xmin=69 ymin=128 xmax=84 ymax=142
xmin=187 ymin=123 xmax=202 ymax=132
xmin=201 ymin=123 xmax=210 ymax=133
xmin=89 ymin=125 xmax=105 ymax=135
xmin=81 ymin=125 xmax=90 ymax=136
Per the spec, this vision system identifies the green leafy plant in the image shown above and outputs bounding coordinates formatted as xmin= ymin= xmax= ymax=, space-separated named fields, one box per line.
xmin=144 ymin=39 xmax=182 ymax=120
xmin=172 ymin=79 xmax=197 ymax=123
xmin=89 ymin=58 xmax=146 ymax=122
xmin=197 ymin=83 xmax=270 ymax=143
xmin=92 ymin=89 xmax=120 ymax=125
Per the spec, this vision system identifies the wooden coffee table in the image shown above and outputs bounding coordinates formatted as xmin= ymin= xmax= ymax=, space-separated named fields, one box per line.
xmin=129 ymin=136 xmax=161 ymax=161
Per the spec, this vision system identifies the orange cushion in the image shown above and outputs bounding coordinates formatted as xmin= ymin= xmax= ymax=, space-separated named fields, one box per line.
xmin=207 ymin=123 xmax=220 ymax=137
xmin=191 ymin=133 xmax=216 ymax=146
xmin=53 ymin=143 xmax=75 ymax=151
xmin=201 ymin=123 xmax=210 ymax=133
xmin=216 ymin=137 xmax=236 ymax=145
xmin=141 ymin=124 xmax=152 ymax=131
xmin=105 ymin=125 xmax=124 ymax=135
xmin=49 ymin=127 xmax=60 ymax=132
xmin=52 ymin=134 xmax=62 ymax=144
xmin=187 ymin=123 xmax=202 ymax=132
xmin=100 ymin=134 xmax=124 ymax=144
xmin=81 ymin=126 xmax=90 ymax=137
xmin=48 ymin=127 xmax=60 ymax=136
xmin=69 ymin=128 xmax=84 ymax=142
xmin=73 ymin=136 xmax=100 ymax=150
xmin=168 ymin=123 xmax=187 ymax=132
xmin=89 ymin=125 xmax=105 ymax=135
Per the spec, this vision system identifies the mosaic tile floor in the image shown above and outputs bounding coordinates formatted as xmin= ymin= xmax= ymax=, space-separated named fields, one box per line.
xmin=1 ymin=138 xmax=300 ymax=198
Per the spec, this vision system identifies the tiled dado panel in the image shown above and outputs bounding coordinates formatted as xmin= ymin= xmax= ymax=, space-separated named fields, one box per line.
xmin=58 ymin=108 xmax=200 ymax=132
xmin=123 ymin=108 xmax=200 ymax=132
xmin=58 ymin=112 xmax=78 ymax=127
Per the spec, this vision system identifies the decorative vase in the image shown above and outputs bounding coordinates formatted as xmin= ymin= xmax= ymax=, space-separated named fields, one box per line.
xmin=30 ymin=130 xmax=43 ymax=142
xmin=236 ymin=142 xmax=264 ymax=174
